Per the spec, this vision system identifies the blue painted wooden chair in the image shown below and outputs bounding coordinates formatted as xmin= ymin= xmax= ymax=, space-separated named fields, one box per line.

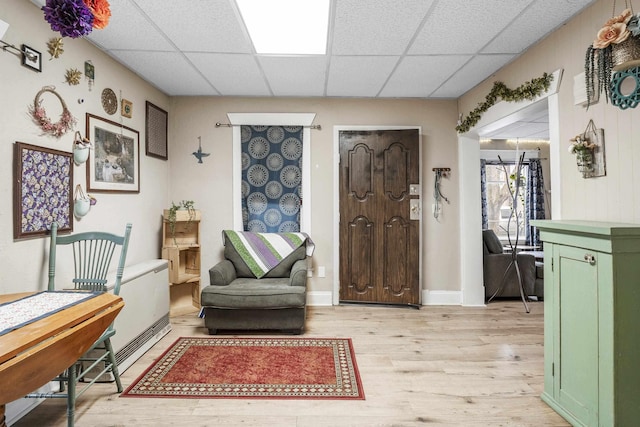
xmin=25 ymin=222 xmax=132 ymax=427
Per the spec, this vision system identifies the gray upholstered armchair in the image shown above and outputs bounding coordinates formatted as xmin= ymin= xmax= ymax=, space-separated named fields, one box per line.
xmin=482 ymin=229 xmax=542 ymax=300
xmin=200 ymin=232 xmax=309 ymax=334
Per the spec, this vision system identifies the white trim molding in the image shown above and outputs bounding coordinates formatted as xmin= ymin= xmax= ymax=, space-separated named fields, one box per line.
xmin=457 ymin=68 xmax=563 ymax=307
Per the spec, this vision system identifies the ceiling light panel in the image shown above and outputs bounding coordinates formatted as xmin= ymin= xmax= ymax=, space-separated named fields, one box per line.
xmin=237 ymin=0 xmax=330 ymax=54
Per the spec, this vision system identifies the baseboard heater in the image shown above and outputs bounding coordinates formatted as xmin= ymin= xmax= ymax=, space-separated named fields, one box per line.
xmin=85 ymin=259 xmax=172 ymax=380
xmin=6 ymin=259 xmax=172 ymax=425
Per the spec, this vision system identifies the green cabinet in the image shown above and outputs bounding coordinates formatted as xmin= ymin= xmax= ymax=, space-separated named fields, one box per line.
xmin=532 ymin=220 xmax=640 ymax=427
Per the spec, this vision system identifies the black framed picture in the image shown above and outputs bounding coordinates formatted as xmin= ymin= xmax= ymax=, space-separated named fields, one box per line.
xmin=14 ymin=142 xmax=73 ymax=239
xmin=145 ymin=101 xmax=168 ymax=160
xmin=21 ymin=44 xmax=42 ymax=72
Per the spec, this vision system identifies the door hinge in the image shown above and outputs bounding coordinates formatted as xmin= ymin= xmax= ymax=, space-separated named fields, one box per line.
xmin=552 ymin=362 xmax=555 ymax=376
xmin=551 ymin=258 xmax=554 ymax=272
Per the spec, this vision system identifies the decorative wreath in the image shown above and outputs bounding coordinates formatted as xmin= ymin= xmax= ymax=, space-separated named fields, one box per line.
xmin=29 ymin=86 xmax=77 ymax=137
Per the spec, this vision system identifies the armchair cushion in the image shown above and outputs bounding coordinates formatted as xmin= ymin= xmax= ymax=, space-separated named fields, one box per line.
xmin=482 ymin=229 xmax=504 ymax=254
xmin=225 ymin=241 xmax=306 ymax=278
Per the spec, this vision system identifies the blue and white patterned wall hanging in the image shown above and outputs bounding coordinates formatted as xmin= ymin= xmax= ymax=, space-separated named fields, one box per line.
xmin=241 ymin=125 xmax=303 ymax=232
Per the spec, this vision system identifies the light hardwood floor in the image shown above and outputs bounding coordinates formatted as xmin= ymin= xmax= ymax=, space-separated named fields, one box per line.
xmin=12 ymin=301 xmax=569 ymax=427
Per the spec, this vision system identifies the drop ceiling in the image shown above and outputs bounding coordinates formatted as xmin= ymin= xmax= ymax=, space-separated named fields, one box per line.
xmin=31 ymin=0 xmax=595 ymax=99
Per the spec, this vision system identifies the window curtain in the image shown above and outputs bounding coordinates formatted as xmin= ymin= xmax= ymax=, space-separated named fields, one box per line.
xmin=241 ymin=125 xmax=303 ymax=232
xmin=525 ymin=158 xmax=545 ymax=246
xmin=480 ymin=159 xmax=488 ymax=230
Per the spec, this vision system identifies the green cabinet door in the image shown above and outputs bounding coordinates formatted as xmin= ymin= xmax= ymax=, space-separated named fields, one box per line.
xmin=533 ymin=220 xmax=640 ymax=427
xmin=555 ymin=245 xmax=599 ymax=426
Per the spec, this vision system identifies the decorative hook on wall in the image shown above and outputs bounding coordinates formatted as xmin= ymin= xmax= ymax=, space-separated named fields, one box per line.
xmin=192 ymin=136 xmax=210 ymax=163
xmin=1 ymin=18 xmax=38 ymax=64
xmin=432 ymin=168 xmax=450 ymax=220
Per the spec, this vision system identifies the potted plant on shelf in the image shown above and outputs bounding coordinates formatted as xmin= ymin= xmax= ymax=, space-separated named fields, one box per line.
xmin=585 ymin=6 xmax=640 ymax=106
xmin=166 ymin=200 xmax=196 ymax=245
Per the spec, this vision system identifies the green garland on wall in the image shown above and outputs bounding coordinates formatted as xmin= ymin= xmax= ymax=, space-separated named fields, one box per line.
xmin=456 ymin=72 xmax=554 ymax=134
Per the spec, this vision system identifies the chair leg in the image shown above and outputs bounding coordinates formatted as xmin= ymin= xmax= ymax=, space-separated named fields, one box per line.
xmin=67 ymin=363 xmax=77 ymax=427
xmin=104 ymin=338 xmax=123 ymax=393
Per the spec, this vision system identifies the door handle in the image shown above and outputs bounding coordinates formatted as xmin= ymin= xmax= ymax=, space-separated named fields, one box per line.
xmin=410 ymin=199 xmax=421 ymax=220
xmin=584 ymin=253 xmax=596 ymax=265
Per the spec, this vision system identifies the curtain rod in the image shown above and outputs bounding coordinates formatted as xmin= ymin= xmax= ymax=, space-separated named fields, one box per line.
xmin=215 ymin=122 xmax=322 ymax=130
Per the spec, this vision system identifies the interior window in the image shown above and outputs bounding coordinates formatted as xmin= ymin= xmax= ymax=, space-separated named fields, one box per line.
xmin=484 ymin=162 xmax=529 ymax=242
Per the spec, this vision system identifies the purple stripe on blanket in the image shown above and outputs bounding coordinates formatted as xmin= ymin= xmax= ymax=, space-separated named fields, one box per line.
xmin=244 ymin=232 xmax=281 ymax=266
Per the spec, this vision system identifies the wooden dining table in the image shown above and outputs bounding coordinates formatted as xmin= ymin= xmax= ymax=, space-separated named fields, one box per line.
xmin=0 ymin=291 xmax=124 ymax=427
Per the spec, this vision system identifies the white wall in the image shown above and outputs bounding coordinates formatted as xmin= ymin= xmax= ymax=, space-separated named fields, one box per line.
xmin=0 ymin=0 xmax=170 ymax=294
xmin=168 ymin=97 xmax=462 ymax=299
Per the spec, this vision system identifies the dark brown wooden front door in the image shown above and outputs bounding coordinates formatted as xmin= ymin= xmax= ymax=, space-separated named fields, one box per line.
xmin=339 ymin=129 xmax=420 ymax=306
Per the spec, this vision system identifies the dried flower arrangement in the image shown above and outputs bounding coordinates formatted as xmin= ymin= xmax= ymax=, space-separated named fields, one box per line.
xmin=29 ymin=86 xmax=77 ymax=137
xmin=585 ymin=5 xmax=640 ymax=106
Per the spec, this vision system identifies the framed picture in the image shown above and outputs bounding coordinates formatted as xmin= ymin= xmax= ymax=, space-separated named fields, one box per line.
xmin=145 ymin=101 xmax=168 ymax=160
xmin=121 ymin=99 xmax=133 ymax=118
xmin=86 ymin=113 xmax=140 ymax=193
xmin=14 ymin=142 xmax=73 ymax=239
xmin=21 ymin=44 xmax=42 ymax=72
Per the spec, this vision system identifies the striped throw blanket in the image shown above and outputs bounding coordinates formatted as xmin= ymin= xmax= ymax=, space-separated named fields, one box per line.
xmin=223 ymin=230 xmax=314 ymax=278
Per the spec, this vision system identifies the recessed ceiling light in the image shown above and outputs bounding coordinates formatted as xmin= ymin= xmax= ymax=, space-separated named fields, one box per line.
xmin=237 ymin=0 xmax=330 ymax=55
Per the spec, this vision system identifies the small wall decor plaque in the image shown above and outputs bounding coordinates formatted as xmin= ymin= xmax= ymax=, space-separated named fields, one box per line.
xmin=121 ymin=99 xmax=132 ymax=118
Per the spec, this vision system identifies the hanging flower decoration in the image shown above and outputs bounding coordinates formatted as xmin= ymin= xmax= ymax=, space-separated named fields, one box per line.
xmin=41 ymin=0 xmax=111 ymax=39
xmin=456 ymin=73 xmax=553 ymax=134
xmin=585 ymin=8 xmax=640 ymax=106
xmin=84 ymin=0 xmax=111 ymax=29
xmin=29 ymin=86 xmax=77 ymax=137
xmin=568 ymin=134 xmax=596 ymax=154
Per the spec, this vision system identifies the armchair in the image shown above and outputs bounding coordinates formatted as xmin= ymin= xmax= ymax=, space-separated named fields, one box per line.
xmin=200 ymin=231 xmax=311 ymax=334
xmin=482 ymin=229 xmax=542 ymax=300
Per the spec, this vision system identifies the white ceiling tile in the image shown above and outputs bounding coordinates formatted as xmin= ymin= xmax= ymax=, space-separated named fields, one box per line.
xmin=29 ymin=0 xmax=596 ymax=98
xmin=109 ymin=50 xmax=217 ymax=96
xmin=483 ymin=0 xmax=596 ymax=54
xmin=431 ymin=54 xmax=515 ymax=98
xmin=85 ymin=0 xmax=174 ymax=51
xmin=379 ymin=55 xmax=471 ymax=98
xmin=327 ymin=56 xmax=400 ymax=97
xmin=410 ymin=0 xmax=530 ymax=55
xmin=133 ymin=0 xmax=253 ymax=53
xmin=186 ymin=53 xmax=271 ymax=96
xmin=259 ymin=56 xmax=328 ymax=97
xmin=332 ymin=0 xmax=436 ymax=55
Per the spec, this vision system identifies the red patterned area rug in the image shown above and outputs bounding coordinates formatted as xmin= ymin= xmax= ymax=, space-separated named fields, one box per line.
xmin=121 ymin=337 xmax=364 ymax=400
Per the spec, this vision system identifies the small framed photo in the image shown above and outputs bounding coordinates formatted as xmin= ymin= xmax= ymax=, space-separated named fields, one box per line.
xmin=21 ymin=45 xmax=42 ymax=72
xmin=84 ymin=61 xmax=95 ymax=80
xmin=145 ymin=101 xmax=168 ymax=160
xmin=86 ymin=113 xmax=140 ymax=193
xmin=121 ymin=99 xmax=133 ymax=118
